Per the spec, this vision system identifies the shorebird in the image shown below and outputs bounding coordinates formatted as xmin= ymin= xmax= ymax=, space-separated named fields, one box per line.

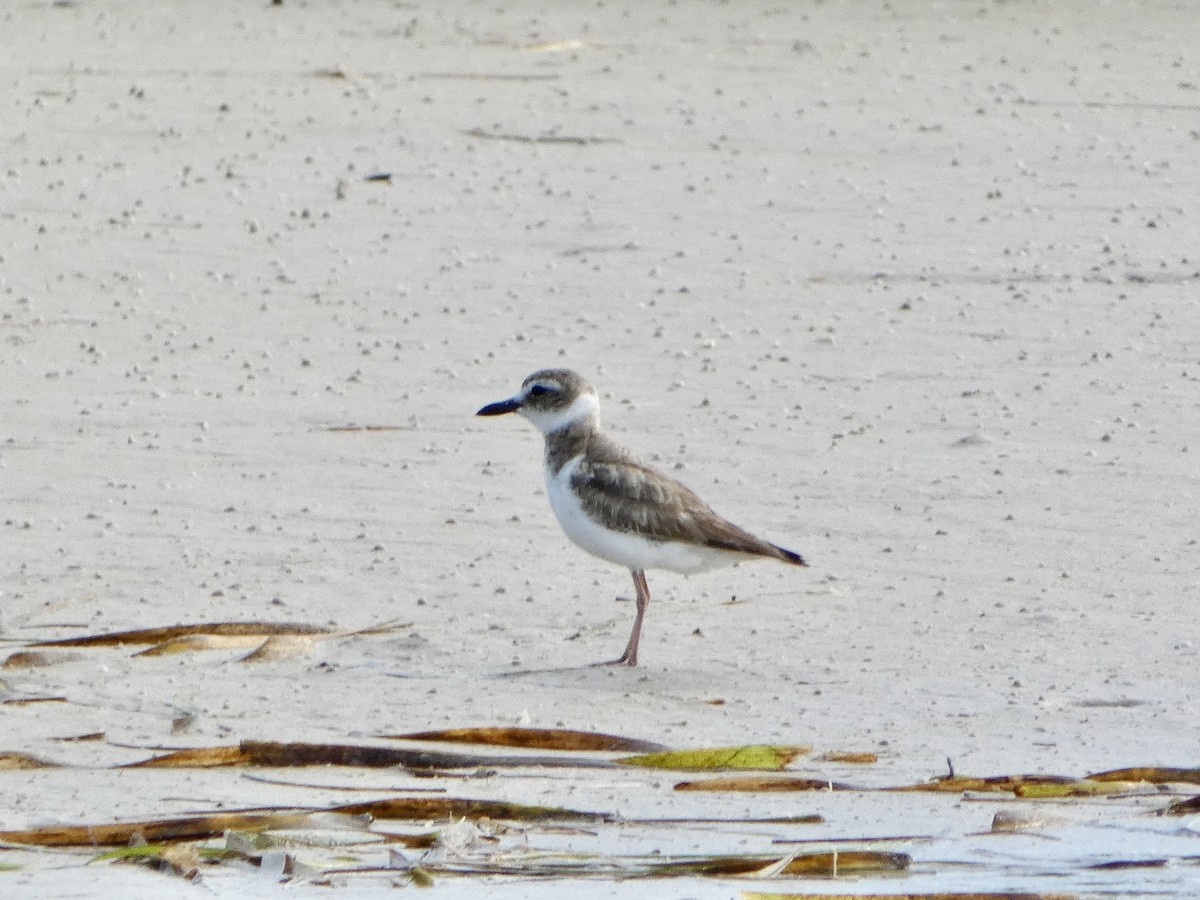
xmin=477 ymin=369 xmax=807 ymax=667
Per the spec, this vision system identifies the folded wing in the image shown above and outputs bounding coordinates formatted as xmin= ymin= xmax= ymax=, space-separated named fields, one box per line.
xmin=571 ymin=450 xmax=805 ymax=566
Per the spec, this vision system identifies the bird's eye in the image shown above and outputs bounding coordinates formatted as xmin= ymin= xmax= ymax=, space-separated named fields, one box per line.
xmin=529 ymin=385 xmax=551 ymax=397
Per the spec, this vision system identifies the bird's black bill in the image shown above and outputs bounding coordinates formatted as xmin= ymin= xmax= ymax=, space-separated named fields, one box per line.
xmin=476 ymin=397 xmax=521 ymax=416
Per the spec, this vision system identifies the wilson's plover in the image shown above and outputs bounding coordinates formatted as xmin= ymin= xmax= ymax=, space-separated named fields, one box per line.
xmin=477 ymin=369 xmax=807 ymax=667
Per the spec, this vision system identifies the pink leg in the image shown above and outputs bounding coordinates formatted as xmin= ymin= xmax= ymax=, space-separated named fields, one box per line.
xmin=595 ymin=569 xmax=650 ymax=667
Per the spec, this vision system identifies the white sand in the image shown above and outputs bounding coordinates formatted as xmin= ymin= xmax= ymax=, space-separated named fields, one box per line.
xmin=2 ymin=0 xmax=1198 ymax=895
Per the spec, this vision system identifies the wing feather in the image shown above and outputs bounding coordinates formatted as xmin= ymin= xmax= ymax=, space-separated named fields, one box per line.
xmin=569 ymin=438 xmax=799 ymax=563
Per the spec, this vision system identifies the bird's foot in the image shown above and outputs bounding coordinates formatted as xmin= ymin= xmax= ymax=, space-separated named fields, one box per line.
xmin=589 ymin=653 xmax=637 ymax=668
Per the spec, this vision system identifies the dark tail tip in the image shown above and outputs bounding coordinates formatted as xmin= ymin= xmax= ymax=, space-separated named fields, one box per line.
xmin=775 ymin=545 xmax=808 ymax=567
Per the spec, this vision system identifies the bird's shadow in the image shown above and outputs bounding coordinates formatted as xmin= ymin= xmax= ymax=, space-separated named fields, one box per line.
xmin=495 ymin=659 xmax=633 ymax=678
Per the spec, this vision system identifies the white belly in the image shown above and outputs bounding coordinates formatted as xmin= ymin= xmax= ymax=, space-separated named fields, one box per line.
xmin=545 ymin=456 xmax=738 ymax=574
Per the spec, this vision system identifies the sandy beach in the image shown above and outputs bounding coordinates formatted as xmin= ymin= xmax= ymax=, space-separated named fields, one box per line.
xmin=2 ymin=0 xmax=1198 ymax=896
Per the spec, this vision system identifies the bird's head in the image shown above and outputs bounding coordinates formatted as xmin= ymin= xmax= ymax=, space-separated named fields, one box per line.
xmin=477 ymin=369 xmax=600 ymax=435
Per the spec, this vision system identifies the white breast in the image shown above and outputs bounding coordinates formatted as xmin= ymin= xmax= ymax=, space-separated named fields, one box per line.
xmin=544 ymin=456 xmax=738 ymax=574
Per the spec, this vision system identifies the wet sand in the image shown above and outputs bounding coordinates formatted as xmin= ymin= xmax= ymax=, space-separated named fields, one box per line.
xmin=2 ymin=0 xmax=1198 ymax=895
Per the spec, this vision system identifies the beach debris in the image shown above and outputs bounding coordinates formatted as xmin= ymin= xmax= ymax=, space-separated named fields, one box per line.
xmin=236 ymin=635 xmax=316 ymax=663
xmin=990 ymin=810 xmax=1062 ymax=832
xmin=25 ymin=619 xmax=408 ymax=658
xmin=384 ymin=849 xmax=909 ymax=880
xmin=387 ymin=726 xmax=663 ymax=753
xmin=125 ymin=739 xmax=616 ymax=771
xmin=54 ymin=731 xmax=106 ymax=743
xmin=815 ymin=750 xmax=879 ymax=764
xmin=461 ymin=127 xmax=622 ymax=146
xmin=618 ymin=745 xmax=808 ymax=771
xmin=889 ymin=773 xmax=1081 ymax=794
xmin=2 ymin=650 xmax=82 ymax=669
xmin=1088 ymin=766 xmax=1200 ymax=785
xmin=0 ymin=796 xmax=594 ymax=850
xmin=30 ymin=622 xmax=330 ymax=649
xmin=0 ymin=694 xmax=67 ymax=707
xmin=1 ymin=811 xmax=325 ymax=847
xmin=675 ymin=776 xmax=850 ymax=792
xmin=96 ymin=843 xmax=206 ymax=880
xmin=1013 ymin=779 xmax=1146 ymax=799
xmin=1162 ymin=795 xmax=1200 ymax=815
xmin=0 ymin=751 xmax=59 ymax=770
